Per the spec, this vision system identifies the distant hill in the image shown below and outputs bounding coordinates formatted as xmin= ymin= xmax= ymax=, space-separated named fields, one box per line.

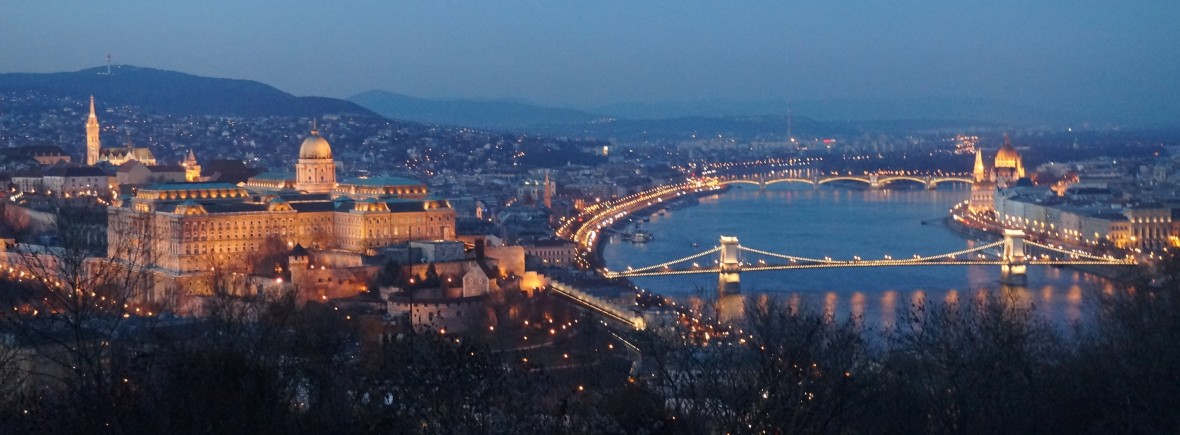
xmin=0 ymin=66 xmax=378 ymax=118
xmin=529 ymin=115 xmax=996 ymax=142
xmin=349 ymin=90 xmax=599 ymax=130
xmin=349 ymin=90 xmax=1051 ymax=139
xmin=589 ymin=97 xmax=1070 ymax=125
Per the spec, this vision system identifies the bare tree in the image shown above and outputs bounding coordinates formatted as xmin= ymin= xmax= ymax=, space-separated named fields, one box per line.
xmin=0 ymin=204 xmax=160 ymax=430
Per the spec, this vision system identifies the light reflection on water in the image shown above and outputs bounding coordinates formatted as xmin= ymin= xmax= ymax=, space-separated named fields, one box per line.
xmin=602 ymin=184 xmax=1119 ymax=329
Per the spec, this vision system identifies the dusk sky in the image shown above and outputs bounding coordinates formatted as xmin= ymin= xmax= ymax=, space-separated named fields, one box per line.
xmin=3 ymin=1 xmax=1178 ymax=122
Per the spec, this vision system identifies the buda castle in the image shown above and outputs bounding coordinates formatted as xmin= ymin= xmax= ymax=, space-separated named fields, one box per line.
xmin=106 ymin=124 xmax=456 ymax=294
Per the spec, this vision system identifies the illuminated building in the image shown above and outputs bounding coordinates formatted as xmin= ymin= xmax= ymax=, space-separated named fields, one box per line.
xmin=105 ymin=126 xmax=456 ymax=299
xmin=525 ymin=239 xmax=576 ymax=266
xmin=85 ymin=96 xmax=157 ymax=166
xmin=244 ymin=126 xmax=429 ymax=200
xmin=992 ymin=134 xmax=1025 ymax=186
xmin=181 ymin=150 xmax=202 ymax=182
xmin=85 ymin=96 xmax=100 ymax=166
xmin=10 ymin=166 xmax=113 ymax=197
xmin=968 ymin=134 xmax=1026 ymax=214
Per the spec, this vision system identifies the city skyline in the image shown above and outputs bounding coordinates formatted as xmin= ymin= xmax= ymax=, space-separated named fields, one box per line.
xmin=3 ymin=1 xmax=1179 ymax=124
xmin=4 ymin=4 xmax=1180 ymax=432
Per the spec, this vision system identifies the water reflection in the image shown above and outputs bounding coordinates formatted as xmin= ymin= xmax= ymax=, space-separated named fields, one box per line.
xmin=1067 ymin=285 xmax=1083 ymax=324
xmin=880 ymin=291 xmax=897 ymax=330
xmin=603 ymin=184 xmax=1117 ymax=327
xmin=850 ymin=292 xmax=866 ymax=330
xmin=824 ymin=292 xmax=838 ymax=323
xmin=945 ymin=289 xmax=959 ymax=306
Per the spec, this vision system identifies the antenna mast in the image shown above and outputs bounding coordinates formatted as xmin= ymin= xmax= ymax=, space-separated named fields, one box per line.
xmin=787 ymin=100 xmax=794 ymax=143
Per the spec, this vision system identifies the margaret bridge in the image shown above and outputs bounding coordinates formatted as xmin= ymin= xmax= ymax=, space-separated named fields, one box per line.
xmin=714 ymin=172 xmax=974 ymax=189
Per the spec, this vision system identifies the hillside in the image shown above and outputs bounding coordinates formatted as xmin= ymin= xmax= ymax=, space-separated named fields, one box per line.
xmin=0 ymin=66 xmax=378 ymax=118
xmin=349 ymin=90 xmax=599 ymax=130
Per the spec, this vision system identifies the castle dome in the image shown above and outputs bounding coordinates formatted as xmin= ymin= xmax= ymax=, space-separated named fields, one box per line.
xmin=299 ymin=130 xmax=332 ymax=160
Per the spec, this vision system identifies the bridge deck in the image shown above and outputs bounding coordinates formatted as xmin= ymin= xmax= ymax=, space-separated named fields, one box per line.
xmin=549 ymin=281 xmax=646 ymax=330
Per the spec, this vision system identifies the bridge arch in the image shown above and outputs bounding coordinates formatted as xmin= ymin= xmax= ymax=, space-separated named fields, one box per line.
xmin=877 ymin=176 xmax=928 ymax=187
xmin=719 ymin=179 xmax=763 ymax=187
xmin=763 ymin=178 xmax=816 ymax=186
xmin=816 ymin=176 xmax=873 ymax=186
xmin=927 ymin=177 xmax=973 ymax=188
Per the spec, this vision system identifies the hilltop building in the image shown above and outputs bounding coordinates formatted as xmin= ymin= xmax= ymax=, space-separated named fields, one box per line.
xmin=244 ymin=126 xmax=429 ymax=199
xmin=106 ymin=125 xmax=456 ymax=300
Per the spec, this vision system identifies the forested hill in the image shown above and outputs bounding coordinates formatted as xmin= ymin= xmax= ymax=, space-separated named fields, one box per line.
xmin=0 ymin=66 xmax=378 ymax=118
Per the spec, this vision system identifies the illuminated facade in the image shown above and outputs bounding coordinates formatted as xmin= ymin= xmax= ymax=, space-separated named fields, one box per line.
xmin=968 ymin=134 xmax=1026 ymax=214
xmin=244 ymin=126 xmax=430 ymax=200
xmin=994 ymin=194 xmax=1171 ymax=251
xmin=85 ymin=96 xmax=157 ymax=166
xmin=86 ymin=96 xmax=100 ymax=166
xmin=992 ymin=134 xmax=1025 ymax=186
xmin=181 ymin=150 xmax=201 ymax=182
xmin=106 ymin=128 xmax=456 ymax=285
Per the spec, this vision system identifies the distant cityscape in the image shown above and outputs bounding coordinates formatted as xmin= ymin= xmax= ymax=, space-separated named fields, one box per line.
xmin=2 ymin=65 xmax=1180 ymax=432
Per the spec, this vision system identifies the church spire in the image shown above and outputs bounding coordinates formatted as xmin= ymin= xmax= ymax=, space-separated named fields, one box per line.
xmin=973 ymin=147 xmax=986 ymax=182
xmin=543 ymin=170 xmax=553 ymax=209
xmin=85 ymin=95 xmax=101 ymax=166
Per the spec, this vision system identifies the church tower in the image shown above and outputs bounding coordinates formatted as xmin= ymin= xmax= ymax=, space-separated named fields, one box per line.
xmin=182 ymin=149 xmax=201 ymax=182
xmin=295 ymin=121 xmax=336 ymax=194
xmin=86 ymin=96 xmax=101 ymax=166
xmin=543 ymin=170 xmax=553 ymax=209
xmin=968 ymin=146 xmax=997 ymax=215
xmin=972 ymin=147 xmax=987 ymax=183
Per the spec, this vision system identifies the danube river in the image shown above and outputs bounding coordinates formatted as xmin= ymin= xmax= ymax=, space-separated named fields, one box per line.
xmin=601 ymin=184 xmax=1116 ymax=328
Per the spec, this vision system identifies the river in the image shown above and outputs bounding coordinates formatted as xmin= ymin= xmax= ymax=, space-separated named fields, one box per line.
xmin=601 ymin=184 xmax=1115 ymax=328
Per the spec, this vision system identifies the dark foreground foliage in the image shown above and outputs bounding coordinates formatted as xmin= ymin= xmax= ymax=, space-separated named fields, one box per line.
xmin=4 ymin=260 xmax=1180 ymax=434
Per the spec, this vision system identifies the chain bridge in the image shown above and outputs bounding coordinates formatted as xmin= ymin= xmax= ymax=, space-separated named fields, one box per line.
xmin=603 ymin=231 xmax=1136 ymax=294
xmin=715 ymin=172 xmax=973 ymax=190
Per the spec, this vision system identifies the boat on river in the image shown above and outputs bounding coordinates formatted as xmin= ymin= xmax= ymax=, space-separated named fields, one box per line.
xmin=630 ymin=231 xmax=653 ymax=243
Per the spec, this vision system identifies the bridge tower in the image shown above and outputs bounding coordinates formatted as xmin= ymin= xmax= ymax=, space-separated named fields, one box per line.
xmin=1000 ymin=229 xmax=1028 ymax=285
xmin=869 ymin=173 xmax=881 ymax=189
xmin=718 ymin=236 xmax=741 ymax=295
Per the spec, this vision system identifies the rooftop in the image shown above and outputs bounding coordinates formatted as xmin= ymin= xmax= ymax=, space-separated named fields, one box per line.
xmin=340 ymin=176 xmax=424 ymax=187
xmin=249 ymin=172 xmax=295 ymax=181
xmin=142 ymin=182 xmax=242 ymax=191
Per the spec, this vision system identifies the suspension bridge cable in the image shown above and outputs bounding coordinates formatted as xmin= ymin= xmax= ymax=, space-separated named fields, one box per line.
xmin=618 ymin=246 xmax=722 ymax=274
xmin=1022 ymin=240 xmax=1132 ymax=262
xmin=736 ymin=246 xmax=841 ymax=264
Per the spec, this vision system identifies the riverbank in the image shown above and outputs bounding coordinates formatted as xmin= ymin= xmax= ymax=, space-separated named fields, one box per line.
xmin=587 ymin=186 xmax=728 ymax=268
xmin=944 ymin=212 xmax=1141 ymax=282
